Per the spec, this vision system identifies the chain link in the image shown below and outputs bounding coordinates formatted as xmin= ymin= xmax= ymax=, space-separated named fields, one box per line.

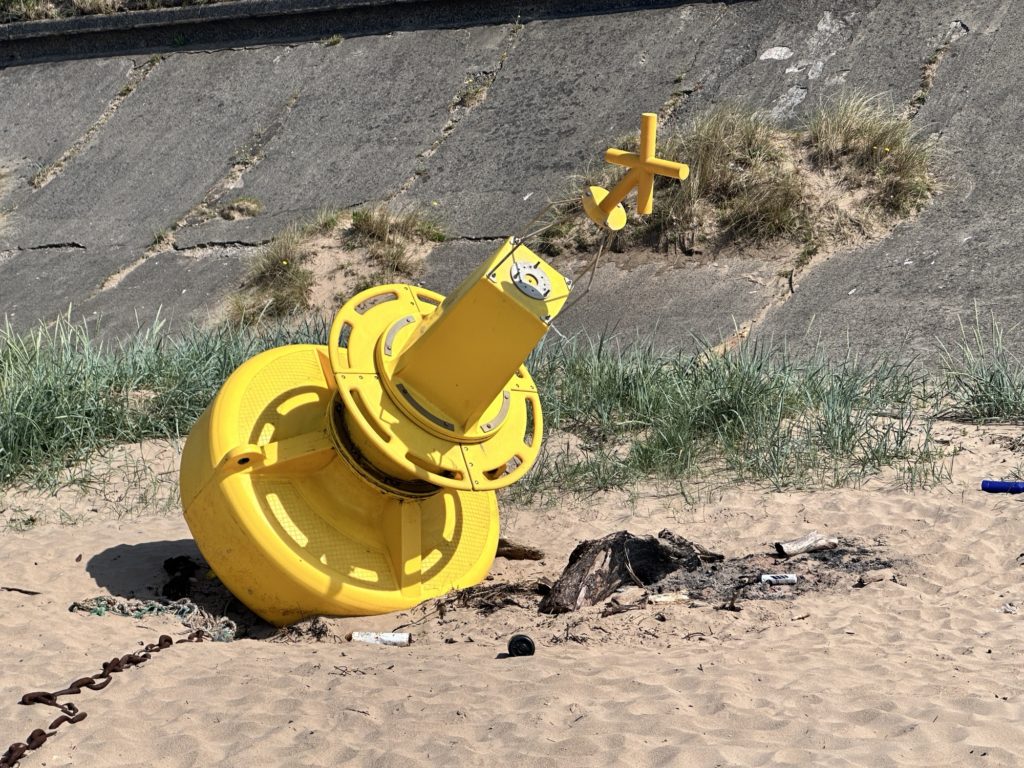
xmin=1 ymin=630 xmax=207 ymax=768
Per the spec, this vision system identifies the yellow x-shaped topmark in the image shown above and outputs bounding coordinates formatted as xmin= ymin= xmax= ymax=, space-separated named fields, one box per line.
xmin=582 ymin=112 xmax=690 ymax=231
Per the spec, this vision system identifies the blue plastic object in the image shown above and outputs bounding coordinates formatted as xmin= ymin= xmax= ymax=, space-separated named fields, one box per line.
xmin=981 ymin=480 xmax=1024 ymax=493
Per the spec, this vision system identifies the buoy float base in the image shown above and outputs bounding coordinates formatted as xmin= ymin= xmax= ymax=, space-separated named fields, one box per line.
xmin=180 ymin=344 xmax=499 ymax=626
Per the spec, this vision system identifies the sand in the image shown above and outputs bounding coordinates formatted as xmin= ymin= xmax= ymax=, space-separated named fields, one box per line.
xmin=2 ymin=422 xmax=1022 ymax=767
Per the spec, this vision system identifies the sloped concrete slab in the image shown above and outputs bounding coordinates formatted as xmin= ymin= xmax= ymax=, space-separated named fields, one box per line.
xmin=0 ymin=246 xmax=127 ymax=324
xmin=420 ymin=239 xmax=777 ymax=350
xmin=235 ymin=26 xmax=510 ymax=218
xmin=557 ymin=257 xmax=778 ymax=349
xmin=2 ymin=46 xmax=319 ymax=253
xmin=0 ymin=57 xmax=132 ymax=210
xmin=170 ymin=25 xmax=509 ymax=248
xmin=73 ymin=246 xmax=248 ymax=336
xmin=2 ymin=0 xmax=1023 ymax=366
xmin=401 ymin=6 xmax=713 ymax=239
xmin=418 ymin=238 xmax=500 ymax=295
xmin=660 ymin=1 xmax=944 ymax=129
xmin=755 ymin=3 xmax=1024 ymax=361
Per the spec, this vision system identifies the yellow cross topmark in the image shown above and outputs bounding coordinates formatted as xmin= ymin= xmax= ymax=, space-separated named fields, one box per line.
xmin=582 ymin=112 xmax=690 ymax=231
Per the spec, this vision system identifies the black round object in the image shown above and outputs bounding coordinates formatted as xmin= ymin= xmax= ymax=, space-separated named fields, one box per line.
xmin=507 ymin=634 xmax=535 ymax=657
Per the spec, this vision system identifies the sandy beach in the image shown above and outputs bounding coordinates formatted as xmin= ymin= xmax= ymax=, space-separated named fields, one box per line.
xmin=2 ymin=421 xmax=1022 ymax=767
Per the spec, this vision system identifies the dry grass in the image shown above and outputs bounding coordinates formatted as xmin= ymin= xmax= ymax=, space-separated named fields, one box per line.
xmin=302 ymin=207 xmax=343 ymax=236
xmin=454 ymin=72 xmax=496 ymax=109
xmin=347 ymin=205 xmax=445 ymax=246
xmin=228 ymin=226 xmax=314 ymax=323
xmin=227 ymin=205 xmax=444 ymax=323
xmin=665 ymin=105 xmax=805 ymax=245
xmin=807 ymin=93 xmax=934 ymax=215
xmin=150 ymin=228 xmax=173 ymax=248
xmin=344 ymin=205 xmax=444 ymax=293
xmin=1 ymin=0 xmax=57 ymax=21
xmin=218 ymin=196 xmax=262 ymax=220
xmin=541 ymin=97 xmax=935 ymax=262
xmin=71 ymin=0 xmax=122 ymax=13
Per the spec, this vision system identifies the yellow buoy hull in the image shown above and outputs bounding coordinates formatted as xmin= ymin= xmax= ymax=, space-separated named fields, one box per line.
xmin=180 ymin=344 xmax=498 ymax=626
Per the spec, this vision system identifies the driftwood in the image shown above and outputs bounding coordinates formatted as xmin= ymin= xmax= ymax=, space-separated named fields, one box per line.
xmin=496 ymin=538 xmax=545 ymax=561
xmin=0 ymin=586 xmax=41 ymax=595
xmin=853 ymin=569 xmax=894 ymax=588
xmin=600 ymin=586 xmax=647 ymax=617
xmin=538 ymin=530 xmax=722 ymax=615
xmin=774 ymin=531 xmax=839 ymax=558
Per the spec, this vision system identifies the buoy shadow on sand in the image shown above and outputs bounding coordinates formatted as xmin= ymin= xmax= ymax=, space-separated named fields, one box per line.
xmin=86 ymin=539 xmax=277 ymax=639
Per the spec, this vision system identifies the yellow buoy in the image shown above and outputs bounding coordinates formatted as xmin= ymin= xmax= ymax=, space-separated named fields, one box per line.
xmin=181 ymin=113 xmax=689 ymax=626
xmin=181 ymin=241 xmax=570 ymax=625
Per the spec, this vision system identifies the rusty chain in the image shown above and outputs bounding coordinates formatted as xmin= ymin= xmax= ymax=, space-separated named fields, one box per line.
xmin=1 ymin=630 xmax=207 ymax=768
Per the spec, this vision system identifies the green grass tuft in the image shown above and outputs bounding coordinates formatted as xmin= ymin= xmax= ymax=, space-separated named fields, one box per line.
xmin=0 ymin=314 xmax=327 ymax=487
xmin=229 ymin=226 xmax=314 ymax=322
xmin=348 ymin=205 xmax=445 ymax=247
xmin=514 ymin=335 xmax=943 ymax=499
xmin=302 ymin=206 xmax=344 ymax=236
xmin=807 ymin=93 xmax=934 ymax=214
xmin=938 ymin=311 xmax=1024 ymax=422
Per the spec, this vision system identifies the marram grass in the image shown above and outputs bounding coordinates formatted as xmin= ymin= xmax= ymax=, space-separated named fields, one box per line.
xmin=2 ymin=313 xmax=1021 ymax=499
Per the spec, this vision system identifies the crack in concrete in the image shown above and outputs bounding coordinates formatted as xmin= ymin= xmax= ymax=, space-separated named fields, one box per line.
xmin=173 ymin=239 xmax=268 ymax=252
xmin=908 ymin=20 xmax=969 ymax=118
xmin=27 ymin=242 xmax=87 ymax=250
xmin=444 ymin=235 xmax=506 ymax=244
xmin=99 ymin=252 xmax=149 ymax=292
xmin=30 ymin=54 xmax=164 ymax=190
xmin=395 ymin=15 xmax=526 ymax=198
xmin=657 ymin=5 xmax=729 ymax=125
xmin=100 ymin=91 xmax=303 ymax=292
xmin=173 ymin=91 xmax=301 ymax=233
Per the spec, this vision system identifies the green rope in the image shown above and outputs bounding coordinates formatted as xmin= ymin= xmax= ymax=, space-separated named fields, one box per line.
xmin=70 ymin=596 xmax=236 ymax=642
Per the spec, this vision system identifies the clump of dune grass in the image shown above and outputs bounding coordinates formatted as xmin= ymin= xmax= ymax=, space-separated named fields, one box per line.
xmin=545 ymin=105 xmax=810 ymax=255
xmin=807 ymin=93 xmax=934 ymax=215
xmin=0 ymin=0 xmax=57 ymax=22
xmin=1 ymin=314 xmax=943 ymax=496
xmin=0 ymin=0 xmax=230 ymax=23
xmin=541 ymin=97 xmax=934 ymax=260
xmin=345 ymin=205 xmax=444 ymax=290
xmin=218 ymin=196 xmax=262 ymax=220
xmin=0 ymin=314 xmax=327 ymax=487
xmin=937 ymin=311 xmax=1024 ymax=422
xmin=8 ymin=312 xmax=1023 ymax=502
xmin=227 ymin=207 xmax=347 ymax=322
xmin=505 ymin=334 xmax=945 ymax=504
xmin=229 ymin=226 xmax=314 ymax=322
xmin=70 ymin=0 xmax=121 ymax=14
xmin=347 ymin=205 xmax=445 ymax=246
xmin=302 ymin=206 xmax=343 ymax=236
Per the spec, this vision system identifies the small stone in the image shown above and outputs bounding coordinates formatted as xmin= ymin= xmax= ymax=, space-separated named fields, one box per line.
xmin=759 ymin=46 xmax=794 ymax=61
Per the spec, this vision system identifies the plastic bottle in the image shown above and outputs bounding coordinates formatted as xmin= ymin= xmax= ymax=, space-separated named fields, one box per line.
xmin=981 ymin=480 xmax=1024 ymax=493
xmin=760 ymin=573 xmax=798 ymax=585
xmin=346 ymin=631 xmax=412 ymax=646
